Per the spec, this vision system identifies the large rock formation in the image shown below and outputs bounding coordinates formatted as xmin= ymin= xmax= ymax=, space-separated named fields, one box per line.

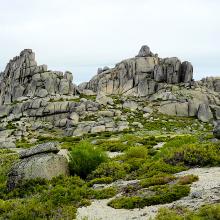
xmin=7 ymin=142 xmax=69 ymax=190
xmin=81 ymin=45 xmax=193 ymax=96
xmin=0 ymin=49 xmax=78 ymax=105
xmin=0 ymin=45 xmax=220 ymax=146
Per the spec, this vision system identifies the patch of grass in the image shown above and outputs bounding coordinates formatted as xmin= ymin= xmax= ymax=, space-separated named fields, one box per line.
xmin=108 ymin=184 xmax=190 ymax=209
xmin=0 ymin=150 xmax=18 ymax=185
xmin=91 ymin=187 xmax=117 ymax=199
xmin=16 ymin=138 xmax=33 ymax=148
xmin=140 ymin=174 xmax=176 ymax=188
xmin=87 ymin=177 xmax=113 ymax=186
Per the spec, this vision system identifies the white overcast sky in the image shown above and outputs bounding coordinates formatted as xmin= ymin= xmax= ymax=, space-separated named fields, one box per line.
xmin=0 ymin=0 xmax=220 ymax=84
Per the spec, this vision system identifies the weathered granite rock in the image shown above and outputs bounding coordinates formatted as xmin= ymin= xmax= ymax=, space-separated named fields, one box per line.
xmin=123 ymin=101 xmax=138 ymax=111
xmin=197 ymin=104 xmax=213 ymax=122
xmin=84 ymin=46 xmax=194 ymax=96
xmin=96 ymin=92 xmax=114 ymax=105
xmin=19 ymin=142 xmax=60 ymax=159
xmin=0 ymin=49 xmax=79 ymax=105
xmin=136 ymin=45 xmax=153 ymax=57
xmin=7 ymin=142 xmax=69 ymax=190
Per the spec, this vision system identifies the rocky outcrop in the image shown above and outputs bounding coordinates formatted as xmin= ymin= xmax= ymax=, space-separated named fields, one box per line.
xmin=199 ymin=77 xmax=220 ymax=93
xmin=0 ymin=45 xmax=220 ymax=144
xmin=7 ymin=142 xmax=69 ymax=190
xmin=0 ymin=49 xmax=79 ymax=105
xmin=83 ymin=45 xmax=194 ymax=96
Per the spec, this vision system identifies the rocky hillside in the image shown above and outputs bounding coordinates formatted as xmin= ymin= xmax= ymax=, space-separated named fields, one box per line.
xmin=0 ymin=46 xmax=220 ymax=146
xmin=0 ymin=46 xmax=219 ymax=220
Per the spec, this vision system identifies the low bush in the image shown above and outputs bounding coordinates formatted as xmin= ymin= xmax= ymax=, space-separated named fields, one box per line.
xmin=155 ymin=203 xmax=220 ymax=220
xmin=164 ymin=143 xmax=220 ymax=167
xmin=140 ymin=174 xmax=176 ymax=188
xmin=87 ymin=177 xmax=113 ymax=186
xmin=69 ymin=141 xmax=108 ymax=178
xmin=108 ymin=184 xmax=190 ymax=209
xmin=91 ymin=187 xmax=117 ymax=199
xmin=125 ymin=146 xmax=148 ymax=159
xmin=88 ymin=161 xmax=130 ymax=181
xmin=134 ymin=160 xmax=185 ymax=180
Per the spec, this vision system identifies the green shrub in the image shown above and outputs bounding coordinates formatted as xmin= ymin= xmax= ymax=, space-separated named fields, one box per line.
xmin=125 ymin=146 xmax=148 ymax=159
xmin=108 ymin=184 xmax=190 ymax=209
xmin=135 ymin=160 xmax=185 ymax=180
xmin=91 ymin=187 xmax=117 ymax=199
xmin=125 ymin=158 xmax=146 ymax=172
xmin=154 ymin=207 xmax=185 ymax=220
xmin=164 ymin=143 xmax=220 ymax=167
xmin=69 ymin=141 xmax=108 ymax=178
xmin=87 ymin=177 xmax=113 ymax=186
xmin=155 ymin=203 xmax=220 ymax=220
xmin=140 ymin=174 xmax=176 ymax=188
xmin=88 ymin=161 xmax=130 ymax=181
xmin=0 ymin=197 xmax=77 ymax=220
xmin=155 ymin=135 xmax=197 ymax=160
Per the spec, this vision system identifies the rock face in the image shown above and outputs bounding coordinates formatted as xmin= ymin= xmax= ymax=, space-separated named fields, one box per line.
xmin=0 ymin=49 xmax=78 ymax=105
xmin=84 ymin=45 xmax=193 ymax=96
xmin=0 ymin=45 xmax=220 ymax=143
xmin=7 ymin=142 xmax=69 ymax=190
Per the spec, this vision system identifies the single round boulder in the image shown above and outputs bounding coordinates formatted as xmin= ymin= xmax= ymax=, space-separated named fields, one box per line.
xmin=7 ymin=142 xmax=69 ymax=191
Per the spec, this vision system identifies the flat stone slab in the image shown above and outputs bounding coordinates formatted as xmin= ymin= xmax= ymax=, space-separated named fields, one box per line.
xmin=19 ymin=142 xmax=60 ymax=159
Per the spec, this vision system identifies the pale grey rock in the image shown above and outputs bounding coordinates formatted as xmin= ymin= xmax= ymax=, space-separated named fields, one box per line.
xmin=97 ymin=111 xmax=114 ymax=117
xmin=136 ymin=45 xmax=152 ymax=57
xmin=91 ymin=125 xmax=106 ymax=134
xmin=158 ymin=102 xmax=177 ymax=116
xmin=143 ymin=113 xmax=151 ymax=118
xmin=97 ymin=68 xmax=103 ymax=74
xmin=103 ymin=66 xmax=110 ymax=71
xmin=143 ymin=106 xmax=153 ymax=114
xmin=132 ymin=122 xmax=143 ymax=128
xmin=175 ymin=102 xmax=189 ymax=117
xmin=197 ymin=104 xmax=213 ymax=122
xmin=19 ymin=142 xmax=59 ymax=158
xmin=69 ymin=112 xmax=79 ymax=124
xmin=0 ymin=141 xmax=16 ymax=149
xmin=123 ymin=101 xmax=138 ymax=111
xmin=96 ymin=92 xmax=114 ymax=105
xmin=8 ymin=153 xmax=69 ymax=191
xmin=36 ymin=89 xmax=48 ymax=98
